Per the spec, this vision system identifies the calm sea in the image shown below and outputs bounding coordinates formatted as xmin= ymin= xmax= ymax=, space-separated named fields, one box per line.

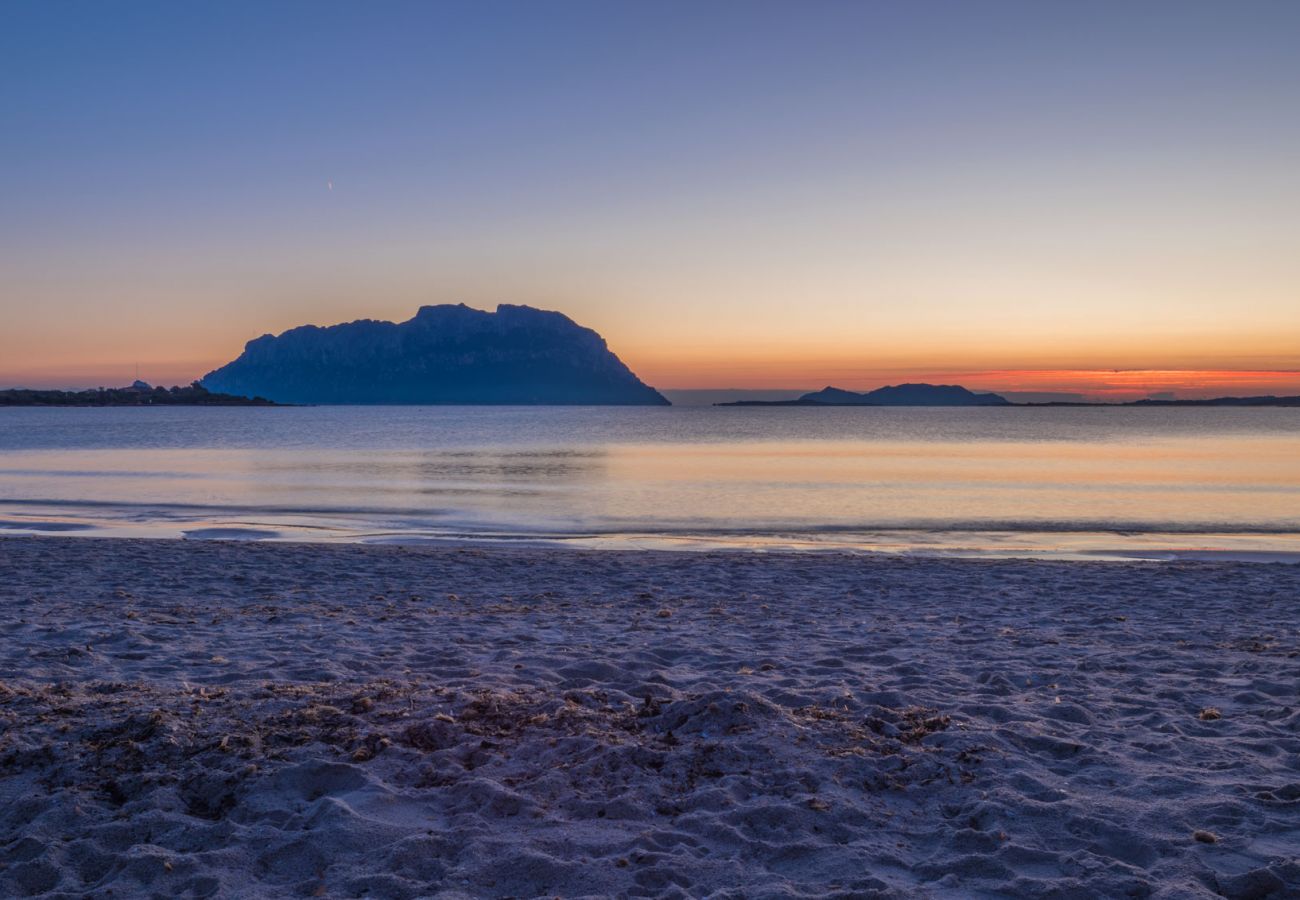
xmin=2 ymin=406 xmax=1298 ymax=560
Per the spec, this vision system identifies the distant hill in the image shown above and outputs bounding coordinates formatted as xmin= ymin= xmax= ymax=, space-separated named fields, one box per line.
xmin=202 ymin=304 xmax=669 ymax=406
xmin=1126 ymin=395 xmax=1300 ymax=407
xmin=205 ymin=304 xmax=670 ymax=405
xmin=722 ymin=383 xmax=1012 ymax=406
xmin=0 ymin=382 xmax=277 ymax=407
xmin=719 ymin=384 xmax=1300 ymax=408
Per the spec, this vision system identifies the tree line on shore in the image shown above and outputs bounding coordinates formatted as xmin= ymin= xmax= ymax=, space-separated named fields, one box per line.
xmin=0 ymin=382 xmax=277 ymax=406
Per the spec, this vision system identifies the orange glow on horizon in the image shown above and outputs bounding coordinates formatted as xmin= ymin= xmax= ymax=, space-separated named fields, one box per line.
xmin=3 ymin=306 xmax=1298 ymax=402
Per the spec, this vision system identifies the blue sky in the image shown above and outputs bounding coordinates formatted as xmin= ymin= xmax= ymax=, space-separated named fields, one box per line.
xmin=2 ymin=1 xmax=1298 ymax=393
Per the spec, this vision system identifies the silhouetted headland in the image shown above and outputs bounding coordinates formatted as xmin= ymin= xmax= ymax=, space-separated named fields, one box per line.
xmin=0 ymin=382 xmax=278 ymax=407
xmin=722 ymin=383 xmax=1012 ymax=406
xmin=720 ymin=383 xmax=1300 ymax=407
xmin=201 ymin=304 xmax=670 ymax=406
xmin=1125 ymin=395 xmax=1300 ymax=407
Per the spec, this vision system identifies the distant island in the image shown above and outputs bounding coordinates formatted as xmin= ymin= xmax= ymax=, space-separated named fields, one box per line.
xmin=720 ymin=383 xmax=1300 ymax=407
xmin=202 ymin=304 xmax=670 ymax=406
xmin=0 ymin=381 xmax=278 ymax=407
xmin=721 ymin=383 xmax=1012 ymax=406
xmin=1125 ymin=395 xmax=1300 ymax=407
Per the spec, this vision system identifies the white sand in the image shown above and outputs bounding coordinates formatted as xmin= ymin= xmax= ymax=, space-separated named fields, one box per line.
xmin=0 ymin=537 xmax=1296 ymax=898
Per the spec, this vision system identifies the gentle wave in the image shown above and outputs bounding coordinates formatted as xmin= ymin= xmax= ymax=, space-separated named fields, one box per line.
xmin=4 ymin=496 xmax=1300 ymax=537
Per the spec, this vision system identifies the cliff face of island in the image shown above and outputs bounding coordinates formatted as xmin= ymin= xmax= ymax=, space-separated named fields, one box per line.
xmin=202 ymin=304 xmax=670 ymax=406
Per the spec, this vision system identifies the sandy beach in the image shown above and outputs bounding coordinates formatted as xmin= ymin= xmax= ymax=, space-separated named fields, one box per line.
xmin=0 ymin=537 xmax=1296 ymax=898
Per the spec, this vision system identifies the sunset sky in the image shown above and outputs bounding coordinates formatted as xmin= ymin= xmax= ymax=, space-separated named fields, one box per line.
xmin=3 ymin=1 xmax=1298 ymax=400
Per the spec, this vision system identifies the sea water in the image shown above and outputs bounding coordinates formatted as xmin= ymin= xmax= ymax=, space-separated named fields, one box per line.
xmin=2 ymin=405 xmax=1298 ymax=560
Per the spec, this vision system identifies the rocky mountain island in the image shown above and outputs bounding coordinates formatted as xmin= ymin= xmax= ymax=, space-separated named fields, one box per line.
xmin=202 ymin=304 xmax=669 ymax=405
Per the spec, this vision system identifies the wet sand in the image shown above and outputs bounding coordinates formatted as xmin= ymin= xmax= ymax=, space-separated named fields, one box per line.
xmin=0 ymin=537 xmax=1297 ymax=898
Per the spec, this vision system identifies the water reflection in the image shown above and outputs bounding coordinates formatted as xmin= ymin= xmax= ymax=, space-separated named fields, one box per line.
xmin=0 ymin=406 xmax=1297 ymax=557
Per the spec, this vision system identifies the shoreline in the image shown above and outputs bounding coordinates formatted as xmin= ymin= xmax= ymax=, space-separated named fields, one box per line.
xmin=1 ymin=537 xmax=1297 ymax=897
xmin=3 ymin=518 xmax=1300 ymax=563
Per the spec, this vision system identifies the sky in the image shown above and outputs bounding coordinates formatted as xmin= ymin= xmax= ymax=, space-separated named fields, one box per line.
xmin=2 ymin=1 xmax=1299 ymax=400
